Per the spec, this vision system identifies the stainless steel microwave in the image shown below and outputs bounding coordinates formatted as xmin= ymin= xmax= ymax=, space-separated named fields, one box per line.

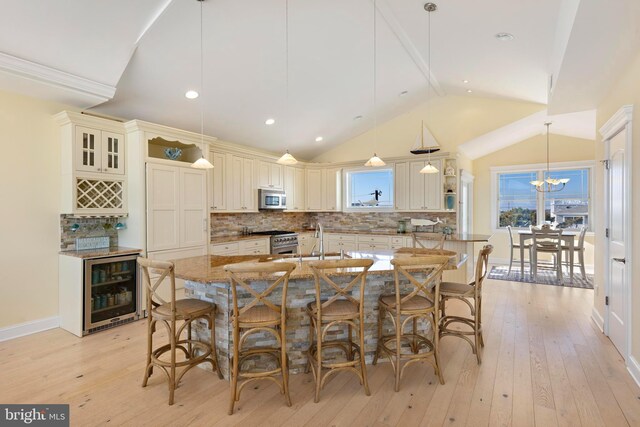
xmin=258 ymin=189 xmax=287 ymax=210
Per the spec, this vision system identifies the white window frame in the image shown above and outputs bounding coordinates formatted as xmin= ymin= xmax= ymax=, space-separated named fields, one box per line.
xmin=490 ymin=160 xmax=595 ymax=233
xmin=342 ymin=166 xmax=395 ymax=213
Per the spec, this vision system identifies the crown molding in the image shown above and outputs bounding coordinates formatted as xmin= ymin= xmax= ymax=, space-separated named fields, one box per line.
xmin=0 ymin=52 xmax=116 ymax=104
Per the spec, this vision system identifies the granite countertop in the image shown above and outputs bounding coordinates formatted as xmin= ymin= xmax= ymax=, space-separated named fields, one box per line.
xmin=173 ymin=249 xmax=467 ymax=283
xmin=59 ymin=246 xmax=142 ymax=259
xmin=210 ymin=229 xmax=491 ymax=244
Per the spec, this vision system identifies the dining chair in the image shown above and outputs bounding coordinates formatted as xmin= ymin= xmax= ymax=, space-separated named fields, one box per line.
xmin=412 ymin=233 xmax=446 ymax=250
xmin=506 ymin=225 xmax=530 ymax=275
xmin=138 ymin=257 xmax=223 ymax=405
xmin=439 ymin=245 xmax=493 ymax=364
xmin=305 ymin=259 xmax=373 ymax=402
xmin=224 ymin=261 xmax=297 ymax=415
xmin=373 ymin=254 xmax=450 ymax=390
xmin=563 ymin=226 xmax=587 ymax=278
xmin=530 ymin=228 xmax=563 ymax=282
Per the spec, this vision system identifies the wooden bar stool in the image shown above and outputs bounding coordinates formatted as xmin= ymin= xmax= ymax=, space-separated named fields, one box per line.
xmin=138 ymin=257 xmax=222 ymax=406
xmin=373 ymin=254 xmax=450 ymax=391
xmin=305 ymin=259 xmax=373 ymax=403
xmin=439 ymin=245 xmax=493 ymax=364
xmin=412 ymin=232 xmax=446 ymax=250
xmin=224 ymin=261 xmax=297 ymax=415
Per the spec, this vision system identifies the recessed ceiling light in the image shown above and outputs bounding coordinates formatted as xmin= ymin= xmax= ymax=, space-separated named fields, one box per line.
xmin=399 ymin=90 xmax=409 ymax=97
xmin=315 ymin=136 xmax=324 ymax=142
xmin=265 ymin=118 xmax=276 ymax=125
xmin=463 ymin=80 xmax=469 ymax=84
xmin=495 ymin=32 xmax=515 ymax=41
xmin=354 ymin=115 xmax=363 ymax=121
xmin=185 ymin=90 xmax=199 ymax=99
xmin=467 ymin=89 xmax=473 ymax=93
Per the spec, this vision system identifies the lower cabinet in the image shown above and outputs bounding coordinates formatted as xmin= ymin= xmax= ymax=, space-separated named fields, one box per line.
xmin=298 ymin=233 xmax=316 ymax=254
xmin=210 ymin=238 xmax=270 ymax=256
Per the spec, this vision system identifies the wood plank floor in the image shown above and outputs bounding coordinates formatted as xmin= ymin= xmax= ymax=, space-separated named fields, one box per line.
xmin=1 ymin=278 xmax=639 ymax=426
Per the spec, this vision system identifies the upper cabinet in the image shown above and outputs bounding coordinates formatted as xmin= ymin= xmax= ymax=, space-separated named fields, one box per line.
xmin=228 ymin=155 xmax=256 ymax=212
xmin=257 ymin=160 xmax=283 ymax=190
xmin=55 ymin=111 xmax=127 ymax=216
xmin=306 ymin=168 xmax=341 ymax=212
xmin=407 ymin=160 xmax=443 ymax=211
xmin=283 ymin=166 xmax=305 ymax=211
xmin=75 ymin=127 xmax=125 ymax=175
xmin=210 ymin=150 xmax=227 ymax=211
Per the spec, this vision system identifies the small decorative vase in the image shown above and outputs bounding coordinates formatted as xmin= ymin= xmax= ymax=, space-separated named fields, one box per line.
xmin=164 ymin=147 xmax=183 ymax=160
xmin=446 ymin=194 xmax=455 ymax=210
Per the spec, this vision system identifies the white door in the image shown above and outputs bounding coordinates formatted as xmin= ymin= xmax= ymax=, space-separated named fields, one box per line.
xmin=294 ymin=167 xmax=305 ymax=211
xmin=242 ymin=158 xmax=255 ymax=210
xmin=460 ymin=171 xmax=474 ymax=234
xmin=75 ymin=126 xmax=102 ymax=173
xmin=180 ymin=168 xmax=207 ymax=248
xmin=146 ymin=164 xmax=180 ymax=251
xmin=270 ymin=163 xmax=283 ymax=189
xmin=324 ymin=168 xmax=340 ymax=211
xmin=101 ymin=131 xmax=125 ymax=175
xmin=607 ymin=130 xmax=628 ymax=358
xmin=394 ymin=162 xmax=408 ymax=210
xmin=284 ymin=166 xmax=296 ymax=210
xmin=257 ymin=161 xmax=271 ymax=188
xmin=229 ymin=156 xmax=243 ymax=210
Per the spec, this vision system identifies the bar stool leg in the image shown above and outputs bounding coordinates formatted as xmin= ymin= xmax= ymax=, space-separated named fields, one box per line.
xmin=314 ymin=324 xmax=323 ymax=403
xmin=142 ymin=319 xmax=154 ymax=387
xmin=169 ymin=320 xmax=177 ymax=405
xmin=430 ymin=314 xmax=444 ymax=384
xmin=373 ymin=306 xmax=384 ymax=365
xmin=395 ymin=312 xmax=402 ymax=392
xmin=281 ymin=325 xmax=292 ymax=406
xmin=209 ymin=314 xmax=223 ymax=379
xmin=359 ymin=313 xmax=370 ymax=396
xmin=228 ymin=325 xmax=240 ymax=415
xmin=347 ymin=324 xmax=354 ymax=361
xmin=305 ymin=318 xmax=314 ymax=374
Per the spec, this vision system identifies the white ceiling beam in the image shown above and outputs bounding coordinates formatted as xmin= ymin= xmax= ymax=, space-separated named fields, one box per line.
xmin=374 ymin=0 xmax=445 ymax=96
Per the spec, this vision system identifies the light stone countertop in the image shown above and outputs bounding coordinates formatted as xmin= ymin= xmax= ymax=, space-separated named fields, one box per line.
xmin=173 ymin=249 xmax=466 ymax=283
xmin=59 ymin=246 xmax=142 ymax=259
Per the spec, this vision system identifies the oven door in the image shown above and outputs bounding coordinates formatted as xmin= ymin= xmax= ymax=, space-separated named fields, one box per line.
xmin=271 ymin=245 xmax=298 ymax=255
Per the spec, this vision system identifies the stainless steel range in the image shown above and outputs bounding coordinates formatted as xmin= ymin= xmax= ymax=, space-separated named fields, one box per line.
xmin=252 ymin=230 xmax=299 ymax=254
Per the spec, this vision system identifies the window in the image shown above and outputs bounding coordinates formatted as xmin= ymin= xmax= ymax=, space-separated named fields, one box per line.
xmin=344 ymin=168 xmax=394 ymax=210
xmin=493 ymin=163 xmax=592 ymax=230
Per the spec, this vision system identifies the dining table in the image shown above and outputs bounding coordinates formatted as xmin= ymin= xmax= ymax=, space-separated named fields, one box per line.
xmin=518 ymin=230 xmax=577 ymax=282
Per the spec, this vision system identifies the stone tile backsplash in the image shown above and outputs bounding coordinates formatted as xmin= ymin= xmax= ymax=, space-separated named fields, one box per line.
xmin=211 ymin=211 xmax=456 ymax=239
xmin=60 ymin=215 xmax=119 ymax=251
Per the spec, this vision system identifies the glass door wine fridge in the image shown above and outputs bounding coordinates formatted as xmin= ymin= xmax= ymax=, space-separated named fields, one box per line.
xmin=84 ymin=254 xmax=140 ymax=334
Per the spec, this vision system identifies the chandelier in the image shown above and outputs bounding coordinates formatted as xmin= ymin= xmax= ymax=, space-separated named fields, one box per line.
xmin=530 ymin=122 xmax=569 ymax=192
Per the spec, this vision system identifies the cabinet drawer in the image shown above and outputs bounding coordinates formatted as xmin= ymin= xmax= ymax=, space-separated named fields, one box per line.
xmin=211 ymin=242 xmax=240 ymax=255
xmin=357 ymin=243 xmax=389 ymax=251
xmin=239 ymin=239 xmax=269 ymax=254
xmin=327 ymin=234 xmax=356 ymax=242
xmin=391 ymin=237 xmax=405 ymax=245
xmin=357 ymin=235 xmax=390 ymax=245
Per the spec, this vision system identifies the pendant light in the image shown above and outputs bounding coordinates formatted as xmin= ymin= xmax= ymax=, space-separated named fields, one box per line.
xmin=276 ymin=0 xmax=298 ymax=166
xmin=365 ymin=0 xmax=385 ymax=167
xmin=530 ymin=122 xmax=569 ymax=192
xmin=191 ymin=0 xmax=214 ymax=169
xmin=419 ymin=3 xmax=438 ymax=174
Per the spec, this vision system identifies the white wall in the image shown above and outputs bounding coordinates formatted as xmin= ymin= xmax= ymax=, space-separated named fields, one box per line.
xmin=0 ymin=89 xmax=76 ymax=328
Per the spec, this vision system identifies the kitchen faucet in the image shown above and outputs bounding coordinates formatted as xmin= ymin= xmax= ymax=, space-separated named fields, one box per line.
xmin=314 ymin=222 xmax=325 ymax=260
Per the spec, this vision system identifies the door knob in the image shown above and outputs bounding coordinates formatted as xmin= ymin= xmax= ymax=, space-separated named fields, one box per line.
xmin=613 ymin=257 xmax=626 ymax=264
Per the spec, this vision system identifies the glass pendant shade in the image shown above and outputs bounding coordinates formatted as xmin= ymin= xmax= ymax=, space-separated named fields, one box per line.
xmin=364 ymin=153 xmax=386 ymax=167
xmin=277 ymin=150 xmax=298 ymax=165
xmin=191 ymin=156 xmax=214 ymax=169
xmin=420 ymin=162 xmax=439 ymax=174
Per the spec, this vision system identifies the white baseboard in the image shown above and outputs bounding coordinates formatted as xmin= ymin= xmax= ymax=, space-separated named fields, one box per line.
xmin=628 ymin=355 xmax=640 ymax=389
xmin=591 ymin=307 xmax=605 ymax=332
xmin=0 ymin=316 xmax=59 ymax=342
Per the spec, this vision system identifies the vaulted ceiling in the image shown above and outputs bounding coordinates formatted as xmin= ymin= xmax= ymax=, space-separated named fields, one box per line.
xmin=1 ymin=0 xmax=638 ymax=159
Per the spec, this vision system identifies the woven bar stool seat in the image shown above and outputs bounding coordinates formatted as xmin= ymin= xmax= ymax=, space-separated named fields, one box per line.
xmin=306 ymin=299 xmax=359 ymax=319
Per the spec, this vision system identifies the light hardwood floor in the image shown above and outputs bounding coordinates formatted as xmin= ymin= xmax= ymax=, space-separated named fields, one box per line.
xmin=1 ymin=278 xmax=639 ymax=426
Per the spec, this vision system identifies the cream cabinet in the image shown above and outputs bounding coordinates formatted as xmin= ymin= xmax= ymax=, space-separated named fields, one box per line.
xmin=284 ymin=166 xmax=306 ymax=211
xmin=210 ymin=242 xmax=240 ymax=255
xmin=257 ymin=160 xmax=284 ymax=190
xmin=229 ymin=155 xmax=256 ymax=211
xmin=298 ymin=233 xmax=316 ymax=254
xmin=75 ymin=126 xmax=125 ymax=175
xmin=325 ymin=234 xmax=357 ymax=253
xmin=210 ymin=150 xmax=227 ymax=211
xmin=146 ymin=164 xmax=207 ymax=252
xmin=394 ymin=162 xmax=409 ymax=210
xmin=210 ymin=238 xmax=269 ymax=256
xmin=306 ymin=168 xmax=341 ymax=212
xmin=408 ymin=160 xmax=442 ymax=211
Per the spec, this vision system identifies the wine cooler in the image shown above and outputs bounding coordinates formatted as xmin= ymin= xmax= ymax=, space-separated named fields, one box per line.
xmin=84 ymin=254 xmax=140 ymax=334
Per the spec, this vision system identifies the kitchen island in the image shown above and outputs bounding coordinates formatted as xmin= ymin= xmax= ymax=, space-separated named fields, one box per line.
xmin=174 ymin=250 xmax=466 ymax=378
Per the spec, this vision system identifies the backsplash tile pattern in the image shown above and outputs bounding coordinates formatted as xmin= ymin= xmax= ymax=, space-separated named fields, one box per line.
xmin=60 ymin=215 xmax=119 ymax=251
xmin=211 ymin=211 xmax=456 ymax=239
